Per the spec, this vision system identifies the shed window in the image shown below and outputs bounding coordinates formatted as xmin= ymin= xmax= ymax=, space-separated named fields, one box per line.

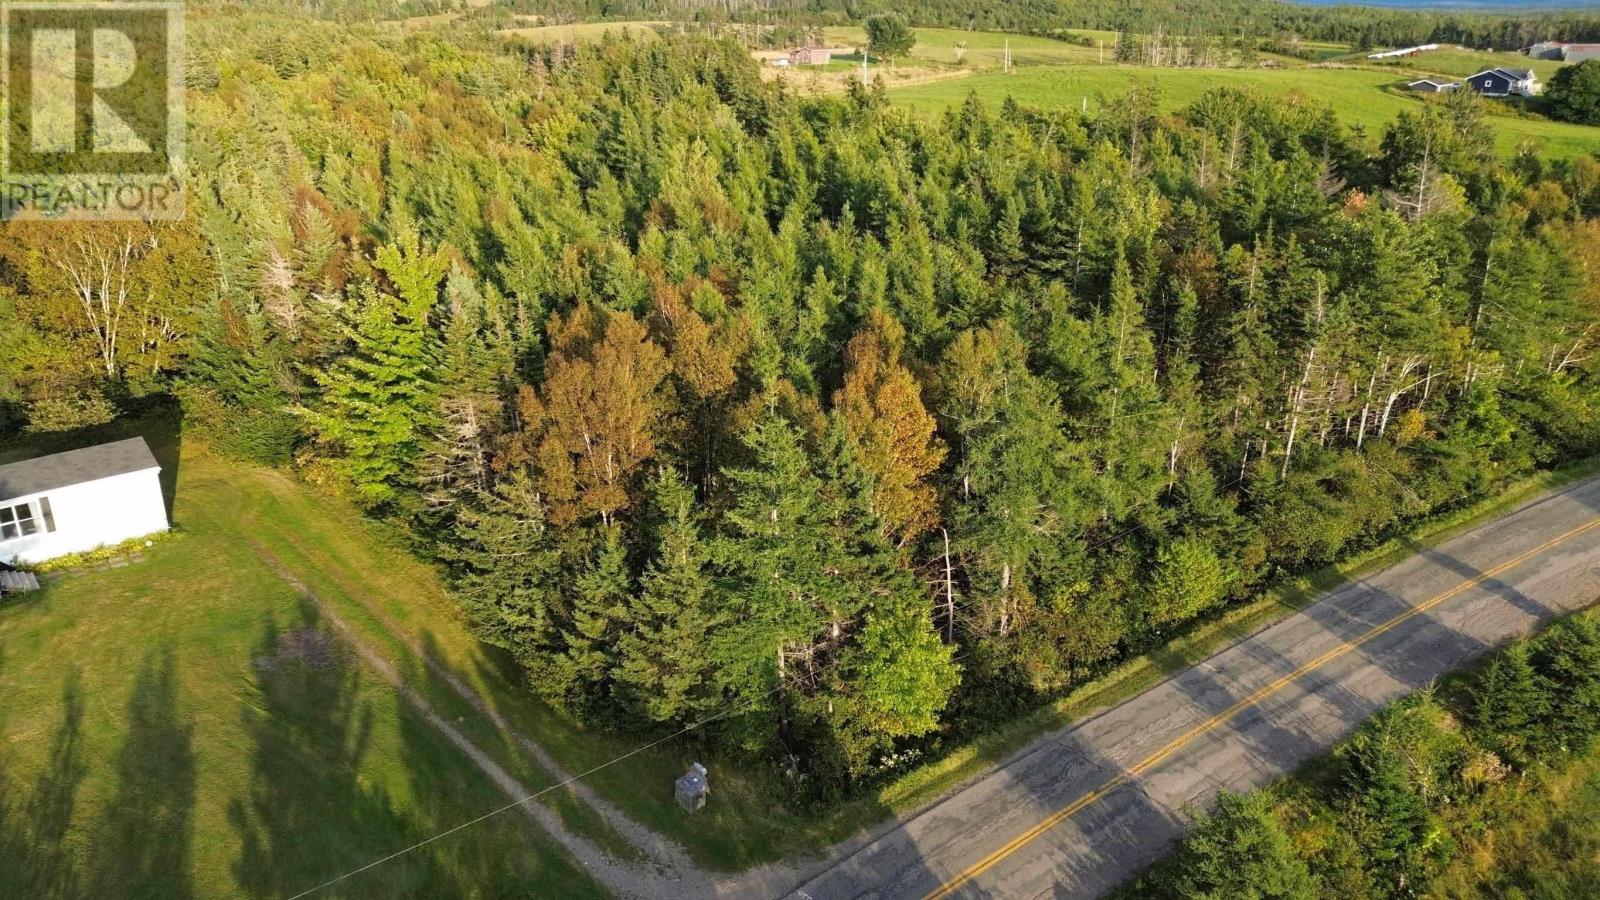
xmin=0 ymin=502 xmax=38 ymax=540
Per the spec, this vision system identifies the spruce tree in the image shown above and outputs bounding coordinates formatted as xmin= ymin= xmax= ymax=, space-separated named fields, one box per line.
xmin=304 ymin=231 xmax=448 ymax=507
xmin=712 ymin=411 xmax=841 ymax=749
xmin=1087 ymin=249 xmax=1171 ymax=518
xmin=563 ymin=525 xmax=632 ymax=706
xmin=1533 ymin=616 xmax=1600 ymax=751
xmin=418 ymin=267 xmax=513 ymax=516
xmin=1169 ymin=791 xmax=1316 ymax=900
xmin=616 ymin=468 xmax=722 ymax=725
xmin=447 ymin=473 xmax=562 ymax=678
xmin=801 ymin=417 xmax=959 ymax=776
xmin=940 ymin=323 xmax=1094 ymax=670
xmin=1471 ymin=640 xmax=1548 ymax=763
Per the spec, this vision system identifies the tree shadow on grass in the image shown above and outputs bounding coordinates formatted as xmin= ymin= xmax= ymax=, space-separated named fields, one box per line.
xmin=391 ymin=633 xmax=606 ymax=896
xmin=0 ymin=662 xmax=87 ymax=898
xmin=85 ymin=647 xmax=196 ymax=899
xmin=25 ymin=670 xmax=87 ymax=898
xmin=228 ymin=600 xmax=459 ymax=898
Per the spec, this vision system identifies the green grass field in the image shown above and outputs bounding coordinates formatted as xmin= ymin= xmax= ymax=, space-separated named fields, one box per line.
xmin=0 ymin=416 xmax=876 ymax=883
xmin=1378 ymin=47 xmax=1568 ymax=82
xmin=888 ymin=64 xmax=1600 ymax=159
xmin=0 ymin=421 xmax=606 ymax=897
xmin=823 ymin=25 xmax=1104 ymax=69
xmin=1297 ymin=39 xmax=1354 ymax=61
xmin=497 ymin=20 xmax=669 ymax=45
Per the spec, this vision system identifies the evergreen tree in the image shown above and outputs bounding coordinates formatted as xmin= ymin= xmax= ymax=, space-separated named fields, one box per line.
xmin=1085 ymin=249 xmax=1171 ymax=518
xmin=940 ymin=323 xmax=1096 ymax=681
xmin=418 ymin=267 xmax=513 ymax=515
xmin=1470 ymin=640 xmax=1548 ymax=764
xmin=616 ymin=468 xmax=722 ymax=724
xmin=183 ymin=298 xmax=300 ymax=465
xmin=1169 ymin=791 xmax=1317 ymax=900
xmin=1532 ymin=616 xmax=1600 ymax=751
xmin=712 ymin=411 xmax=846 ymax=749
xmin=561 ymin=525 xmax=633 ymax=707
xmin=1336 ymin=697 xmax=1462 ymax=893
xmin=447 ymin=473 xmax=562 ymax=679
xmin=303 ymin=232 xmax=448 ymax=507
xmin=802 ymin=417 xmax=959 ymax=776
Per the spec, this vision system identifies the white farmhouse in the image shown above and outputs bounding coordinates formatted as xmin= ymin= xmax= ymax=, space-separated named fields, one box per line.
xmin=0 ymin=437 xmax=169 ymax=565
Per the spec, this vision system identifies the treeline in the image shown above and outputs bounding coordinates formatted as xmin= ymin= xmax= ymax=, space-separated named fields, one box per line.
xmin=1043 ymin=0 xmax=1600 ymax=51
xmin=4 ymin=16 xmax=1600 ymax=788
xmin=1128 ymin=613 xmax=1600 ymax=898
xmin=202 ymin=0 xmax=1600 ymax=52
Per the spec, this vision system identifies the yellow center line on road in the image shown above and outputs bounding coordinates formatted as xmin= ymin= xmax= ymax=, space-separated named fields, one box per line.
xmin=922 ymin=516 xmax=1600 ymax=900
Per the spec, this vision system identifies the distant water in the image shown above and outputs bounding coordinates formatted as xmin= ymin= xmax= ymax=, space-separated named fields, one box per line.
xmin=1290 ymin=1 xmax=1600 ymax=8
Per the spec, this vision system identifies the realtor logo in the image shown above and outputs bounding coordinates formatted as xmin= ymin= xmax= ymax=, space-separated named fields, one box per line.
xmin=2 ymin=2 xmax=184 ymax=220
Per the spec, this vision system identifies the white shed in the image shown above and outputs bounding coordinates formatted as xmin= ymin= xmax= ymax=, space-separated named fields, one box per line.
xmin=0 ymin=437 xmax=169 ymax=565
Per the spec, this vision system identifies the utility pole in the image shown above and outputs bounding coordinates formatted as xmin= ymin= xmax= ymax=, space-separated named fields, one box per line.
xmin=1099 ymin=39 xmax=1104 ymax=64
xmin=862 ymin=38 xmax=869 ymax=85
xmin=1003 ymin=39 xmax=1012 ymax=74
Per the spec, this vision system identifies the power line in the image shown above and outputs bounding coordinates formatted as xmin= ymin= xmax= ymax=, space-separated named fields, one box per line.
xmin=291 ymin=395 xmax=1536 ymax=890
xmin=286 ymin=674 xmax=790 ymax=899
xmin=290 ymin=460 xmax=1254 ymax=896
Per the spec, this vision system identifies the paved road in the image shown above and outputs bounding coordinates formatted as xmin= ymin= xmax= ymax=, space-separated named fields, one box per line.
xmin=789 ymin=475 xmax=1600 ymax=900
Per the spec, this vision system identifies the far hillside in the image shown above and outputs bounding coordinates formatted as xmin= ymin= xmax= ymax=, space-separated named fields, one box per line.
xmin=820 ymin=25 xmax=1106 ymax=68
xmin=1363 ymin=45 xmax=1570 ymax=81
xmin=496 ymin=19 xmax=672 ymax=44
xmin=889 ymin=63 xmax=1600 ymax=158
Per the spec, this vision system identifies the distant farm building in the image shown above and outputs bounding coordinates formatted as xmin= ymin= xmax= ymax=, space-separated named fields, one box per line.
xmin=1407 ymin=79 xmax=1460 ymax=93
xmin=1369 ymin=43 xmax=1440 ymax=60
xmin=0 ymin=437 xmax=169 ymax=566
xmin=1529 ymin=41 xmax=1566 ymax=60
xmin=1466 ymin=67 xmax=1540 ymax=97
xmin=1526 ymin=41 xmax=1600 ymax=63
xmin=788 ymin=46 xmax=834 ymax=66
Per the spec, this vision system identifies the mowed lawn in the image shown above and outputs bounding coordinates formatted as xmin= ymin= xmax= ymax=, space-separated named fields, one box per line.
xmin=0 ymin=416 xmax=860 ymax=887
xmin=889 ymin=64 xmax=1600 ymax=159
xmin=823 ymin=25 xmax=1104 ymax=69
xmin=0 ymin=426 xmax=606 ymax=897
xmin=1384 ymin=47 xmax=1570 ymax=82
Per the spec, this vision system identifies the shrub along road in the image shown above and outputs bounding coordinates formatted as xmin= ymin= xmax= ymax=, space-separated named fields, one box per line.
xmin=786 ymin=474 xmax=1600 ymax=900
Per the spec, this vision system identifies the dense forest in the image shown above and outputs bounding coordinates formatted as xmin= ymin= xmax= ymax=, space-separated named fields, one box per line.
xmin=4 ymin=12 xmax=1600 ymax=791
xmin=233 ymin=0 xmax=1600 ymax=51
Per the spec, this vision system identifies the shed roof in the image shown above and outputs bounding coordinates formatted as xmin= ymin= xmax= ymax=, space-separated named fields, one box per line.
xmin=0 ymin=437 xmax=160 ymax=501
xmin=1474 ymin=67 xmax=1533 ymax=80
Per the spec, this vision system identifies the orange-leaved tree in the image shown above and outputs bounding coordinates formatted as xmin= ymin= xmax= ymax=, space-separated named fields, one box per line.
xmin=835 ymin=308 xmax=946 ymax=545
xmin=525 ymin=304 xmax=671 ymax=527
